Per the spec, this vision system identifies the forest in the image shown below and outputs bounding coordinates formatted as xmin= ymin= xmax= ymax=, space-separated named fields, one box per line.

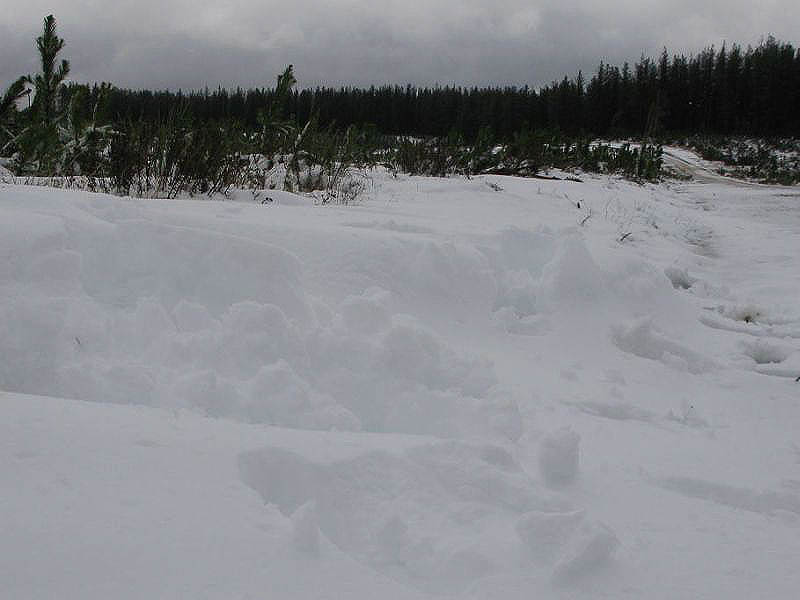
xmin=91 ymin=37 xmax=800 ymax=140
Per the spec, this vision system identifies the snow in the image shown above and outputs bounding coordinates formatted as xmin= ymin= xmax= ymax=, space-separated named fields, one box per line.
xmin=538 ymin=427 xmax=581 ymax=485
xmin=291 ymin=501 xmax=322 ymax=554
xmin=2 ymin=158 xmax=800 ymax=598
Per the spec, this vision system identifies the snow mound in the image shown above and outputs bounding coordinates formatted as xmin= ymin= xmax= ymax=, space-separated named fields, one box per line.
xmin=0 ymin=192 xmax=518 ymax=440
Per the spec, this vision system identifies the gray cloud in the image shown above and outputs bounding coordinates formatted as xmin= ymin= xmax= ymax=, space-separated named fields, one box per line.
xmin=1 ymin=1 xmax=798 ymax=90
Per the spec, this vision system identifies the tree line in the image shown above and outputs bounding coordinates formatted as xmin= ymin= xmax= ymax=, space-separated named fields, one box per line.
xmin=83 ymin=37 xmax=800 ymax=140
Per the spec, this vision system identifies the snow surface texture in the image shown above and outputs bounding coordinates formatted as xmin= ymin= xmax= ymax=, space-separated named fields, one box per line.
xmin=2 ymin=159 xmax=800 ymax=599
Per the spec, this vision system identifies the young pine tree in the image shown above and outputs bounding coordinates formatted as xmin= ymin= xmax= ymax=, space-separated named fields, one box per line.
xmin=32 ymin=15 xmax=70 ymax=127
xmin=16 ymin=14 xmax=71 ymax=173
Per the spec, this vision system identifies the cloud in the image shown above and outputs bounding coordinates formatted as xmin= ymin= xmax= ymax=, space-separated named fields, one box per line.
xmin=1 ymin=1 xmax=797 ymax=90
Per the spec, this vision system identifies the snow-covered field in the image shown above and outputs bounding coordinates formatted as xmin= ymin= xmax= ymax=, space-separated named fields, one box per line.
xmin=2 ymin=164 xmax=800 ymax=599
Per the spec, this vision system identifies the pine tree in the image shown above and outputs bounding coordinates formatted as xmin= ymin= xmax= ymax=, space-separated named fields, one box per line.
xmin=0 ymin=77 xmax=29 ymax=152
xmin=15 ymin=15 xmax=71 ymax=173
xmin=32 ymin=15 xmax=70 ymax=128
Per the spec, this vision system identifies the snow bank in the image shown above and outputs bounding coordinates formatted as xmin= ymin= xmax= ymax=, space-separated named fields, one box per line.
xmin=4 ymin=167 xmax=800 ymax=600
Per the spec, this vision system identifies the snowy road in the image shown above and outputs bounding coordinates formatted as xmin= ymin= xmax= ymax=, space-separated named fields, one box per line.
xmin=661 ymin=146 xmax=768 ymax=187
xmin=2 ymin=164 xmax=799 ymax=599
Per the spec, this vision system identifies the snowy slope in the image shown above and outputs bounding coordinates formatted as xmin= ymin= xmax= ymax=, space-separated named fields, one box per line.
xmin=2 ymin=166 xmax=800 ymax=599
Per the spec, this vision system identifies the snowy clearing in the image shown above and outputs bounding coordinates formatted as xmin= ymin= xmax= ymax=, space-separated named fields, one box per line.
xmin=2 ymin=163 xmax=800 ymax=599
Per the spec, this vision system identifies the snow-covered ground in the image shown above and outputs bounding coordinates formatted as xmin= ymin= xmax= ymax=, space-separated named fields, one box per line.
xmin=2 ymin=162 xmax=800 ymax=599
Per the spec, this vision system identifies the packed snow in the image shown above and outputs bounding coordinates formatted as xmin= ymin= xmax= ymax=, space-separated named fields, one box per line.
xmin=2 ymin=159 xmax=800 ymax=599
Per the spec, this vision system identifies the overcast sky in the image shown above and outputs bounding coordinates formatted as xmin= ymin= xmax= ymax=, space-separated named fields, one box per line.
xmin=1 ymin=1 xmax=798 ymax=91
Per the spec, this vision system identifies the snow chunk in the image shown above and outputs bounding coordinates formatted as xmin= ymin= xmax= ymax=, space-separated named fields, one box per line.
xmin=539 ymin=233 xmax=606 ymax=310
xmin=664 ymin=266 xmax=697 ymax=290
xmin=539 ymin=428 xmax=580 ymax=486
xmin=291 ymin=501 xmax=321 ymax=555
xmin=552 ymin=522 xmax=619 ymax=583
xmin=612 ymin=317 xmax=715 ymax=374
xmin=516 ymin=509 xmax=585 ymax=561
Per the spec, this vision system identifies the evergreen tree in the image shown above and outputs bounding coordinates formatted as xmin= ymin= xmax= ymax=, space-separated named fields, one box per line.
xmin=16 ymin=15 xmax=71 ymax=173
xmin=32 ymin=15 xmax=70 ymax=129
xmin=0 ymin=77 xmax=29 ymax=151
